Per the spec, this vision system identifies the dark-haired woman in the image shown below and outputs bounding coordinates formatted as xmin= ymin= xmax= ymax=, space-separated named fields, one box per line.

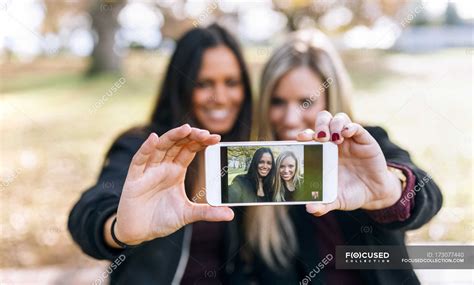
xmin=228 ymin=147 xmax=275 ymax=203
xmin=68 ymin=24 xmax=253 ymax=284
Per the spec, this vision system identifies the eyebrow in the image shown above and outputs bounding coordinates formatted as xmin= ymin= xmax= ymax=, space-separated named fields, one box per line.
xmin=273 ymin=93 xmax=318 ymax=100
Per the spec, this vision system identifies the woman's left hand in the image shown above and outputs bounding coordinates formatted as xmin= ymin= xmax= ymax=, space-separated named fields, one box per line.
xmin=297 ymin=111 xmax=403 ymax=216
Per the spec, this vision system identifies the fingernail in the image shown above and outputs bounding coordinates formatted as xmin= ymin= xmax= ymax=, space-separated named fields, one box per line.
xmin=331 ymin=133 xmax=340 ymax=141
xmin=317 ymin=131 xmax=326 ymax=138
xmin=304 ymin=129 xmax=314 ymax=134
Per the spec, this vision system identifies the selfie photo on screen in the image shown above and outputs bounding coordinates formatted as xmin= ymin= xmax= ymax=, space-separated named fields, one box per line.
xmin=222 ymin=145 xmax=323 ymax=203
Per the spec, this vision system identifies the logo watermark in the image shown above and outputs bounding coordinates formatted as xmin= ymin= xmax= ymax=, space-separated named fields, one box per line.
xmin=89 ymin=77 xmax=126 ymax=114
xmin=298 ymin=77 xmax=333 ymax=113
xmin=93 ymin=254 xmax=126 ymax=284
xmin=299 ymin=253 xmax=333 ymax=284
xmin=400 ymin=173 xmax=432 ymax=206
xmin=192 ymin=0 xmax=219 ymax=27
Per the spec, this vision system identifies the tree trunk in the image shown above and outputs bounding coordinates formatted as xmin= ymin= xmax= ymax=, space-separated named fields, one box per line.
xmin=87 ymin=0 xmax=125 ymax=75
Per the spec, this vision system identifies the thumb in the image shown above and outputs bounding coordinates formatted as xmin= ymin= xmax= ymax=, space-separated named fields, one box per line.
xmin=306 ymin=201 xmax=339 ymax=216
xmin=185 ymin=203 xmax=234 ymax=224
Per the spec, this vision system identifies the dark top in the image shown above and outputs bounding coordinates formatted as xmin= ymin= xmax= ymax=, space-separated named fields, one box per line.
xmin=68 ymin=126 xmax=442 ymax=284
xmin=283 ymin=182 xmax=296 ymax=201
xmin=228 ymin=175 xmax=271 ymax=203
xmin=181 ymin=221 xmax=226 ymax=285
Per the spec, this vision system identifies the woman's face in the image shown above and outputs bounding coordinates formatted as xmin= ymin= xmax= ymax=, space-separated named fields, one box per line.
xmin=269 ymin=67 xmax=327 ymax=140
xmin=192 ymin=45 xmax=245 ymax=134
xmin=257 ymin=153 xmax=273 ymax=178
xmin=279 ymin=156 xmax=296 ymax=182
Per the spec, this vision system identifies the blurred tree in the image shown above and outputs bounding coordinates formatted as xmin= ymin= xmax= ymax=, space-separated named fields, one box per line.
xmin=273 ymin=0 xmax=409 ymax=32
xmin=445 ymin=2 xmax=462 ymax=26
xmin=410 ymin=0 xmax=429 ymax=26
xmin=228 ymin=146 xmax=260 ymax=171
xmin=87 ymin=0 xmax=126 ymax=75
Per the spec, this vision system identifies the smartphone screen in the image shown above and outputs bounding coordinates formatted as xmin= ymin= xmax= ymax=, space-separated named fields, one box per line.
xmin=219 ymin=144 xmax=323 ymax=204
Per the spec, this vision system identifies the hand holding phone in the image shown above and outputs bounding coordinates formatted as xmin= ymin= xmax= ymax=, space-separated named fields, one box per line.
xmin=205 ymin=141 xmax=338 ymax=206
xmin=113 ymin=125 xmax=233 ymax=245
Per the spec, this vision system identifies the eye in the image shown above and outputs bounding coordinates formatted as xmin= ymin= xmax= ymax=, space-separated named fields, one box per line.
xmin=300 ymin=98 xmax=313 ymax=108
xmin=195 ymin=80 xmax=212 ymax=89
xmin=271 ymin=97 xmax=285 ymax=106
xmin=225 ymin=78 xmax=242 ymax=87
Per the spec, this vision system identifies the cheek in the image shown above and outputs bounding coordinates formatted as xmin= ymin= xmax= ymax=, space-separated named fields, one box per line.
xmin=304 ymin=106 xmax=321 ymax=128
xmin=193 ymin=89 xmax=212 ymax=109
xmin=269 ymin=106 xmax=284 ymax=126
xmin=305 ymin=96 xmax=326 ymax=125
xmin=229 ymin=87 xmax=245 ymax=106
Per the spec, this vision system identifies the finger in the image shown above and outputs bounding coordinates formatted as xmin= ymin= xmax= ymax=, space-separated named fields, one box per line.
xmin=185 ymin=204 xmax=234 ymax=224
xmin=174 ymin=134 xmax=221 ymax=167
xmin=329 ymin=112 xmax=352 ymax=144
xmin=149 ymin=124 xmax=192 ymax=164
xmin=163 ymin=129 xmax=213 ymax=163
xmin=128 ymin=133 xmax=158 ymax=180
xmin=341 ymin=122 xmax=373 ymax=145
xmin=313 ymin=110 xmax=332 ymax=142
xmin=306 ymin=200 xmax=340 ymax=216
xmin=296 ymin=129 xmax=315 ymax=141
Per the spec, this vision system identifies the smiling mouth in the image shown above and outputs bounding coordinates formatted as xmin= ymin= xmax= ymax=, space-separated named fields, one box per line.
xmin=205 ymin=109 xmax=231 ymax=120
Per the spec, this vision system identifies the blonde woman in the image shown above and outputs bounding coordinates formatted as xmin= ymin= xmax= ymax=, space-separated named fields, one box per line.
xmin=245 ymin=29 xmax=442 ymax=284
xmin=273 ymin=151 xmax=302 ymax=202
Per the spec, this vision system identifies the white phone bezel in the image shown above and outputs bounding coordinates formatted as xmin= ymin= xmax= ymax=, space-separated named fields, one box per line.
xmin=205 ymin=140 xmax=337 ymax=206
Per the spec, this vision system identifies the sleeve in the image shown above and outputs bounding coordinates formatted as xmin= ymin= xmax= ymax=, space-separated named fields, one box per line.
xmin=67 ymin=131 xmax=146 ymax=261
xmin=365 ymin=162 xmax=416 ymax=223
xmin=228 ymin=177 xmax=243 ymax=203
xmin=363 ymin=126 xmax=443 ymax=231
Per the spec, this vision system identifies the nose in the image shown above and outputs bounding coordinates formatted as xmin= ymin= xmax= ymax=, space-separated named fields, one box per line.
xmin=282 ymin=103 xmax=302 ymax=127
xmin=211 ymin=83 xmax=227 ymax=105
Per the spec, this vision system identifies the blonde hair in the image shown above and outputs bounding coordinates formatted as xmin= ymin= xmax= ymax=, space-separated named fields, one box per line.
xmin=245 ymin=29 xmax=354 ymax=269
xmin=273 ymin=151 xmax=302 ymax=202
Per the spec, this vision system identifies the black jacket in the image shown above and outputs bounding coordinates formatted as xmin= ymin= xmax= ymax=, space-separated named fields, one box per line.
xmin=68 ymin=126 xmax=442 ymax=284
xmin=228 ymin=175 xmax=257 ymax=203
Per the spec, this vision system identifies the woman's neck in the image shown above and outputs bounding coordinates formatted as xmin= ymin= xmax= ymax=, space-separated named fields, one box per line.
xmin=257 ymin=178 xmax=265 ymax=197
xmin=285 ymin=180 xmax=295 ymax=191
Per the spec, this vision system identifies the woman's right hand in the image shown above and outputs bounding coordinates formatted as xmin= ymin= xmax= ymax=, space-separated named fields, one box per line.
xmin=112 ymin=124 xmax=234 ymax=246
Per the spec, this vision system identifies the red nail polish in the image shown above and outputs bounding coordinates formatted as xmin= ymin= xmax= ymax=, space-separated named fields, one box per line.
xmin=331 ymin=133 xmax=340 ymax=141
xmin=317 ymin=131 xmax=326 ymax=138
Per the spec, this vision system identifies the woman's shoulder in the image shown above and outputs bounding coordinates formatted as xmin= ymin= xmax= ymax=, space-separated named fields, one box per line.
xmin=231 ymin=174 xmax=254 ymax=189
xmin=113 ymin=125 xmax=152 ymax=147
xmin=232 ymin=174 xmax=249 ymax=184
xmin=114 ymin=122 xmax=172 ymax=144
xmin=105 ymin=124 xmax=161 ymax=158
xmin=363 ymin=125 xmax=389 ymax=139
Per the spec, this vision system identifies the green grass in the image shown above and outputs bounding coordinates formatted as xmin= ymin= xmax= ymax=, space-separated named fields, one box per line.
xmin=0 ymin=48 xmax=471 ymax=268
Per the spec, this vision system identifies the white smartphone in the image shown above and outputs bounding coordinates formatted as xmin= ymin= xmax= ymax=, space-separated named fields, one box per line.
xmin=205 ymin=141 xmax=338 ymax=206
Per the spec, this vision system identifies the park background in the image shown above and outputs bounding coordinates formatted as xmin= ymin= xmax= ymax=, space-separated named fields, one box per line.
xmin=226 ymin=145 xmax=304 ymax=185
xmin=0 ymin=0 xmax=472 ymax=283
